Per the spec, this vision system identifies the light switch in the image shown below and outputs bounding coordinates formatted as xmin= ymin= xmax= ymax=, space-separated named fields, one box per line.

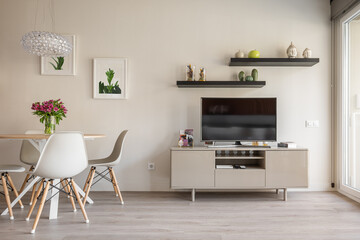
xmin=306 ymin=120 xmax=319 ymax=128
xmin=305 ymin=121 xmax=313 ymax=127
xmin=313 ymin=120 xmax=319 ymax=128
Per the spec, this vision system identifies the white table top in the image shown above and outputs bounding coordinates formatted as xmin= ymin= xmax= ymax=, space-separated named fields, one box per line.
xmin=0 ymin=134 xmax=105 ymax=140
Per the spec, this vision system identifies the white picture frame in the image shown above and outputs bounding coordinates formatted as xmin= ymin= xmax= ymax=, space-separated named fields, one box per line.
xmin=40 ymin=35 xmax=76 ymax=76
xmin=93 ymin=58 xmax=128 ymax=100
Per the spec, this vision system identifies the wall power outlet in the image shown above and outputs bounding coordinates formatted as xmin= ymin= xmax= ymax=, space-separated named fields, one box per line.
xmin=148 ymin=163 xmax=155 ymax=170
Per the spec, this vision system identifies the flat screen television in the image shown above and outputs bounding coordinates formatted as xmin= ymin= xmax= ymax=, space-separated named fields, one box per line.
xmin=201 ymin=97 xmax=277 ymax=144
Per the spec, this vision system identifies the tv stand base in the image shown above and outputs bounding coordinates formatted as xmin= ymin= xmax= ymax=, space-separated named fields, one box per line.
xmin=191 ymin=189 xmax=195 ymax=202
xmin=189 ymin=188 xmax=287 ymax=202
xmin=171 ymin=147 xmax=308 ymax=202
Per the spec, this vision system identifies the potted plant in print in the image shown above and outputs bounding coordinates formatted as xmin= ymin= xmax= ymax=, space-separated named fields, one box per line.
xmin=93 ymin=58 xmax=127 ymax=99
xmin=50 ymin=57 xmax=65 ymax=70
xmin=41 ymin=35 xmax=76 ymax=75
xmin=99 ymin=68 xmax=121 ymax=94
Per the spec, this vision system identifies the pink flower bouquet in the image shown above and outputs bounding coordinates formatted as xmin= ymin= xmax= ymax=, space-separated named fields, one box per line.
xmin=31 ymin=99 xmax=67 ymax=134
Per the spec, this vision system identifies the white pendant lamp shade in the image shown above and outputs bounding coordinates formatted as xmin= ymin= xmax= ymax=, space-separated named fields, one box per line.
xmin=21 ymin=31 xmax=72 ymax=56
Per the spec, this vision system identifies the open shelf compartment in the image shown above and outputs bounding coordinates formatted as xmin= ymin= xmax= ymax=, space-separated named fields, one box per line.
xmin=215 ymin=150 xmax=265 ymax=170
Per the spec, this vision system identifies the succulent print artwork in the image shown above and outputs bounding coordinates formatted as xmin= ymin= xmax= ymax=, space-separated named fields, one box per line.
xmin=99 ymin=68 xmax=121 ymax=94
xmin=93 ymin=58 xmax=127 ymax=99
xmin=49 ymin=57 xmax=65 ymax=70
xmin=41 ymin=35 xmax=75 ymax=75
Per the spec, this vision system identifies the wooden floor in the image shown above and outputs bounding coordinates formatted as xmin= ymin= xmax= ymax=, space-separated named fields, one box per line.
xmin=0 ymin=191 xmax=360 ymax=239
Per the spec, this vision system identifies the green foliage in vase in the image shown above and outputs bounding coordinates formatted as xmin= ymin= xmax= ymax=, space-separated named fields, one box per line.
xmin=50 ymin=57 xmax=65 ymax=70
xmin=98 ymin=68 xmax=121 ymax=94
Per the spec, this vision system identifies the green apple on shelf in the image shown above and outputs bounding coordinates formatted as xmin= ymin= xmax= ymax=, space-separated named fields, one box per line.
xmin=248 ymin=50 xmax=260 ymax=58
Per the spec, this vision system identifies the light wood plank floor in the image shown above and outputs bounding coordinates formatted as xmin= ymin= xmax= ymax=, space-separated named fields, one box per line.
xmin=0 ymin=191 xmax=360 ymax=239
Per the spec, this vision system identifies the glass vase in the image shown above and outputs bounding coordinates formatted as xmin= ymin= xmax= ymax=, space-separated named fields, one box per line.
xmin=186 ymin=64 xmax=195 ymax=81
xmin=44 ymin=116 xmax=56 ymax=134
xmin=199 ymin=67 xmax=206 ymax=81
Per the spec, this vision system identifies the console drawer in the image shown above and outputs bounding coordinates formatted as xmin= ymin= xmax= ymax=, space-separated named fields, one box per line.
xmin=215 ymin=169 xmax=265 ymax=188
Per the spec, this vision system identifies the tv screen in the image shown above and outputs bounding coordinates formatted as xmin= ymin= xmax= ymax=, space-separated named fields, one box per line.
xmin=201 ymin=97 xmax=277 ymax=142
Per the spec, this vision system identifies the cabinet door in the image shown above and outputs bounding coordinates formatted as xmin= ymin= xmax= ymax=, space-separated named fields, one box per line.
xmin=171 ymin=150 xmax=215 ymax=188
xmin=266 ymin=151 xmax=308 ymax=188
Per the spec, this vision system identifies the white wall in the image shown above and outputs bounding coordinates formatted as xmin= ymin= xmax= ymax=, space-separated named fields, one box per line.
xmin=0 ymin=0 xmax=332 ymax=191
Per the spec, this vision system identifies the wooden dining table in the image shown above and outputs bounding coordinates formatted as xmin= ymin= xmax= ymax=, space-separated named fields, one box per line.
xmin=0 ymin=133 xmax=105 ymax=219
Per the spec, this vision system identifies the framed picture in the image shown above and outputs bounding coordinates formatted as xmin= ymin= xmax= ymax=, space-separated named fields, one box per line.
xmin=40 ymin=35 xmax=76 ymax=76
xmin=178 ymin=129 xmax=194 ymax=147
xmin=93 ymin=58 xmax=128 ymax=100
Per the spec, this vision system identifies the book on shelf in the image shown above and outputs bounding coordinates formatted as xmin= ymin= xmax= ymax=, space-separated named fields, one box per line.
xmin=278 ymin=142 xmax=297 ymax=148
xmin=216 ymin=165 xmax=234 ymax=169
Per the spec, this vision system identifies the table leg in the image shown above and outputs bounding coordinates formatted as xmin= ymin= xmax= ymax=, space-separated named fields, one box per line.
xmin=1 ymin=176 xmax=40 ymax=216
xmin=284 ymin=188 xmax=287 ymax=201
xmin=28 ymin=139 xmax=46 ymax=152
xmin=191 ymin=188 xmax=196 ymax=202
xmin=49 ymin=179 xmax=60 ymax=219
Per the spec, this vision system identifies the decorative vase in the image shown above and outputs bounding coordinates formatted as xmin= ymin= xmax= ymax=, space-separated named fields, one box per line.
xmin=44 ymin=116 xmax=56 ymax=134
xmin=286 ymin=42 xmax=297 ymax=58
xmin=302 ymin=48 xmax=312 ymax=58
xmin=235 ymin=50 xmax=245 ymax=58
xmin=199 ymin=67 xmax=206 ymax=81
xmin=238 ymin=71 xmax=245 ymax=81
xmin=186 ymin=64 xmax=195 ymax=81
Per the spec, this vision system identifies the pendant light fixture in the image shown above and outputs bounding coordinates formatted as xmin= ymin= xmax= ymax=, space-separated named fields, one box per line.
xmin=21 ymin=0 xmax=72 ymax=56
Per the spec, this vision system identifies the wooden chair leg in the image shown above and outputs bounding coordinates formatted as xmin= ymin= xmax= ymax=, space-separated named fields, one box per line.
xmin=31 ymin=180 xmax=50 ymax=234
xmin=1 ymin=174 xmax=14 ymax=220
xmin=82 ymin=168 xmax=93 ymax=192
xmin=70 ymin=179 xmax=89 ymax=223
xmin=29 ymin=182 xmax=38 ymax=206
xmin=6 ymin=173 xmax=24 ymax=208
xmin=19 ymin=166 xmax=34 ymax=195
xmin=108 ymin=168 xmax=119 ymax=196
xmin=109 ymin=168 xmax=124 ymax=204
xmin=26 ymin=179 xmax=45 ymax=221
xmin=108 ymin=168 xmax=119 ymax=197
xmin=62 ymin=179 xmax=76 ymax=212
xmin=82 ymin=167 xmax=95 ymax=205
xmin=60 ymin=178 xmax=70 ymax=198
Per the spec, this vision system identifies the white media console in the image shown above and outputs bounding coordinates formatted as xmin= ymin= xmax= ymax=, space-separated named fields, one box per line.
xmin=170 ymin=147 xmax=308 ymax=201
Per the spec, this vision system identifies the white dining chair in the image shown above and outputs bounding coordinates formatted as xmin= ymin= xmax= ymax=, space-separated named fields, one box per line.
xmin=82 ymin=130 xmax=128 ymax=205
xmin=0 ymin=165 xmax=25 ymax=220
xmin=25 ymin=132 xmax=89 ymax=234
xmin=18 ymin=130 xmax=41 ymax=205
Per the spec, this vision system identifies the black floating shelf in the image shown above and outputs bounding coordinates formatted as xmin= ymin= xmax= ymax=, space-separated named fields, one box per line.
xmin=229 ymin=58 xmax=319 ymax=67
xmin=176 ymin=81 xmax=265 ymax=88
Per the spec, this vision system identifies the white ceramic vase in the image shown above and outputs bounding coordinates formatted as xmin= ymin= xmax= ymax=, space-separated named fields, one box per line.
xmin=286 ymin=42 xmax=297 ymax=58
xmin=302 ymin=48 xmax=312 ymax=58
xmin=235 ymin=50 xmax=245 ymax=58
